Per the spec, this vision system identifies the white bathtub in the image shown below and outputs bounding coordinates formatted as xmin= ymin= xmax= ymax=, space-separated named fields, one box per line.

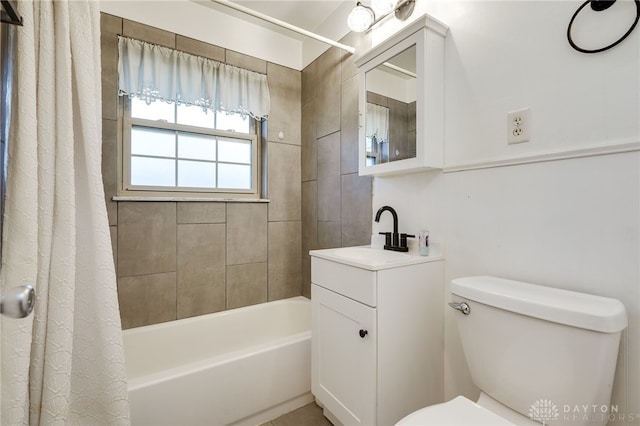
xmin=123 ymin=296 xmax=312 ymax=426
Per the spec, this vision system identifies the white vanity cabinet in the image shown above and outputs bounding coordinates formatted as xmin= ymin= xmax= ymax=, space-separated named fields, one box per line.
xmin=310 ymin=248 xmax=444 ymax=426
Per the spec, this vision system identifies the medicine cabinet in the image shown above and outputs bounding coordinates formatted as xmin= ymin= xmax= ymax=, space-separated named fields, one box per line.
xmin=354 ymin=15 xmax=448 ymax=176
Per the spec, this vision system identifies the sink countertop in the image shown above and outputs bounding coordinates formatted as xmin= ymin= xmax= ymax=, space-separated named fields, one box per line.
xmin=309 ymin=246 xmax=444 ymax=271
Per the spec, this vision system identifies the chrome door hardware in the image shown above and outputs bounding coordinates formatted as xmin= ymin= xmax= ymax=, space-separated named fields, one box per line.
xmin=448 ymin=301 xmax=470 ymax=315
xmin=1 ymin=285 xmax=35 ymax=318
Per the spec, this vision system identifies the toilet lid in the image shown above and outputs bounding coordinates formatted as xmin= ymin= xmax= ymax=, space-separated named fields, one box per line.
xmin=396 ymin=396 xmax=516 ymax=426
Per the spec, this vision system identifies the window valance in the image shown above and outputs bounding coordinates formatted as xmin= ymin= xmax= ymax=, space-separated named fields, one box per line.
xmin=117 ymin=36 xmax=270 ymax=120
xmin=366 ymin=102 xmax=389 ymax=142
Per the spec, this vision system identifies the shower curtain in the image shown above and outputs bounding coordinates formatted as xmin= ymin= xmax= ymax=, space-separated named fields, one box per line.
xmin=0 ymin=1 xmax=130 ymax=424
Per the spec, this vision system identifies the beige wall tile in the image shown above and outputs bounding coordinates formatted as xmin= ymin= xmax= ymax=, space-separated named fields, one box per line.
xmin=317 ymin=132 xmax=341 ymax=222
xmin=227 ymin=203 xmax=268 ymax=265
xmin=100 ymin=17 xmax=120 ymax=121
xmin=302 ymin=180 xmax=318 ymax=256
xmin=301 ymin=61 xmax=317 ymax=106
xmin=100 ymin=14 xmax=310 ymax=327
xmin=177 ymin=202 xmax=226 ymax=224
xmin=318 ymin=221 xmax=341 ymax=249
xmin=118 ymin=272 xmax=176 ymax=329
xmin=102 ymin=119 xmax=118 ymax=226
xmin=123 ymin=19 xmax=175 ymax=48
xmin=176 ymin=35 xmax=225 ymax=61
xmin=117 ymin=202 xmax=176 ymax=277
xmin=225 ymin=50 xmax=267 ymax=74
xmin=339 ymin=31 xmax=371 ymax=82
xmin=268 ymin=221 xmax=301 ymax=300
xmin=408 ymin=101 xmax=416 ymax=133
xmin=341 ymin=76 xmax=359 ymax=175
xmin=316 ymin=47 xmax=341 ymax=138
xmin=177 ymin=224 xmax=226 ymax=319
xmin=367 ymin=91 xmax=388 ymax=107
xmin=100 ymin=13 xmax=122 ymax=36
xmin=302 ymin=254 xmax=311 ymax=299
xmin=389 ymin=98 xmax=409 ymax=161
xmin=268 ymin=142 xmax=301 ymax=222
xmin=267 ymin=63 xmax=301 ymax=146
xmin=341 ymin=173 xmax=372 ymax=247
xmin=301 ymin=101 xmax=317 ymax=182
xmin=227 ymin=262 xmax=268 ymax=309
xmin=110 ymin=225 xmax=118 ymax=271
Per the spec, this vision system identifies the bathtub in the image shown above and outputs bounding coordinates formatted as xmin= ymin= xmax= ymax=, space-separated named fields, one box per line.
xmin=123 ymin=296 xmax=312 ymax=426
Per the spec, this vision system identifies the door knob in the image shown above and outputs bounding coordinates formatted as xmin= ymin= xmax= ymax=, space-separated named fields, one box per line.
xmin=1 ymin=285 xmax=35 ymax=318
xmin=359 ymin=329 xmax=368 ymax=338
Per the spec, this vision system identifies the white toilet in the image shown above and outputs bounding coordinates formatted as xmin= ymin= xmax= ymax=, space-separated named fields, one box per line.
xmin=397 ymin=276 xmax=627 ymax=426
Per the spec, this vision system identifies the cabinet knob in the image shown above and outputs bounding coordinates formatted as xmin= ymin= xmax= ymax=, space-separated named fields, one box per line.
xmin=359 ymin=329 xmax=368 ymax=338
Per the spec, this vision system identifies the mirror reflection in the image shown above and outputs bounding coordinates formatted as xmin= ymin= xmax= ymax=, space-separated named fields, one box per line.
xmin=364 ymin=45 xmax=417 ymax=166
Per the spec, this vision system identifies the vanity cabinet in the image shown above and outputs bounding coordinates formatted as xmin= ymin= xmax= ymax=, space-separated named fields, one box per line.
xmin=310 ymin=249 xmax=444 ymax=426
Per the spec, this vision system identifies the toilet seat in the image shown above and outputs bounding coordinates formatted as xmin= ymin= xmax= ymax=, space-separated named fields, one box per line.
xmin=395 ymin=396 xmax=515 ymax=426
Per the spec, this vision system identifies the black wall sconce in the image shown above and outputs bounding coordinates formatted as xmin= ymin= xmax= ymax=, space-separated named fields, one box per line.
xmin=567 ymin=0 xmax=640 ymax=53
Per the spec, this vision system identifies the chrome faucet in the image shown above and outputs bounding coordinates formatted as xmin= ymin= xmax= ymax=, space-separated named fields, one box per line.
xmin=374 ymin=206 xmax=414 ymax=252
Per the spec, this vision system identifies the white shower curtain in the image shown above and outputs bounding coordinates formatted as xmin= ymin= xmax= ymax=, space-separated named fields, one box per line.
xmin=0 ymin=1 xmax=130 ymax=424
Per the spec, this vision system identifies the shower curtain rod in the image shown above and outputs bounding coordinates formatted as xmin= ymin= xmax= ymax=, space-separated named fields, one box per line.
xmin=210 ymin=0 xmax=356 ymax=54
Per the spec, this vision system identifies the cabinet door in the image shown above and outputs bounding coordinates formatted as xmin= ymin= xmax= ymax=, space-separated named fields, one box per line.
xmin=312 ymin=284 xmax=376 ymax=426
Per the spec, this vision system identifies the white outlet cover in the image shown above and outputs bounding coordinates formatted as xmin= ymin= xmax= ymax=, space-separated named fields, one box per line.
xmin=507 ymin=108 xmax=530 ymax=144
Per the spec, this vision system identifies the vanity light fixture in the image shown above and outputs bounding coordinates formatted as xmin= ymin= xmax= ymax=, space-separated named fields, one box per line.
xmin=371 ymin=0 xmax=396 ymax=15
xmin=347 ymin=2 xmax=375 ymax=33
xmin=347 ymin=0 xmax=416 ymax=33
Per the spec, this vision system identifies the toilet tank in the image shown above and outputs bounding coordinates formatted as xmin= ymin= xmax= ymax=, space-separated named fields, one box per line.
xmin=451 ymin=276 xmax=627 ymax=426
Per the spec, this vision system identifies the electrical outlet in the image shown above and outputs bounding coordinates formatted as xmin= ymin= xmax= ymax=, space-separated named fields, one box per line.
xmin=507 ymin=108 xmax=530 ymax=144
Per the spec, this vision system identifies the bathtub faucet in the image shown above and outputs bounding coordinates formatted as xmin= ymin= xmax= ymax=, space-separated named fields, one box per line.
xmin=374 ymin=206 xmax=413 ymax=252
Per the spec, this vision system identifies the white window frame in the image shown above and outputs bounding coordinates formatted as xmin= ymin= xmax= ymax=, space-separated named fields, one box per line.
xmin=118 ymin=98 xmax=261 ymax=200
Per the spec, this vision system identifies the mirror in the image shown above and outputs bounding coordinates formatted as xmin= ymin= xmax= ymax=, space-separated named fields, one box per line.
xmin=364 ymin=45 xmax=416 ymax=166
xmin=355 ymin=14 xmax=448 ymax=176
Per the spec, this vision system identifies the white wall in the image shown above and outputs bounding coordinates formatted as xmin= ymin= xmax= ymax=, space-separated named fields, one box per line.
xmin=371 ymin=1 xmax=639 ymax=423
xmin=99 ymin=0 xmax=304 ymax=69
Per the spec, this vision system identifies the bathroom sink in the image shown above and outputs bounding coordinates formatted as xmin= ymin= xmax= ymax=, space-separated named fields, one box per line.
xmin=309 ymin=246 xmax=438 ymax=271
xmin=330 ymin=247 xmax=411 ymax=263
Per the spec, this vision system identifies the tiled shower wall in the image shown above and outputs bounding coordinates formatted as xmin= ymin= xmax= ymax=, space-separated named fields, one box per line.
xmin=100 ymin=13 xmax=302 ymax=329
xmin=301 ymin=33 xmax=374 ymax=297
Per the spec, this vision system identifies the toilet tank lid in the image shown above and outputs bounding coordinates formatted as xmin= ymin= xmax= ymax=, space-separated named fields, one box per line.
xmin=451 ymin=276 xmax=628 ymax=333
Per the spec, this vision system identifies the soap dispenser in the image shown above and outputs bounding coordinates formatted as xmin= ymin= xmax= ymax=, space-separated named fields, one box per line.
xmin=418 ymin=227 xmax=429 ymax=256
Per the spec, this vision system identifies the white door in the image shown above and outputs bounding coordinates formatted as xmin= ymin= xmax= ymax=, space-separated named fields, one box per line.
xmin=312 ymin=284 xmax=376 ymax=426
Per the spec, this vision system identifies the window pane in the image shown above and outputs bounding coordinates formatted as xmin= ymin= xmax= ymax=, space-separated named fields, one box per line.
xmin=131 ymin=98 xmax=175 ymax=123
xmin=218 ymin=164 xmax=251 ymax=189
xmin=178 ymin=133 xmax=216 ymax=161
xmin=218 ymin=138 xmax=251 ymax=164
xmin=178 ymin=160 xmax=216 ymax=188
xmin=216 ymin=111 xmax=250 ymax=133
xmin=131 ymin=156 xmax=175 ymax=187
xmin=177 ymin=104 xmax=215 ymax=129
xmin=131 ymin=127 xmax=176 ymax=158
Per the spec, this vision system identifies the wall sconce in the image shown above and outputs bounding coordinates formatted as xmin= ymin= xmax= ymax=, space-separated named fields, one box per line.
xmin=347 ymin=0 xmax=416 ymax=33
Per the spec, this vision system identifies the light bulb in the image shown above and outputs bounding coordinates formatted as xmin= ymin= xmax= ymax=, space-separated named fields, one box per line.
xmin=371 ymin=0 xmax=396 ymax=16
xmin=347 ymin=2 xmax=374 ymax=32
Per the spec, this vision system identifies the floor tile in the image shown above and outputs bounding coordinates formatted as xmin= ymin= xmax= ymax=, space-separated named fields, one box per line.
xmin=265 ymin=402 xmax=333 ymax=426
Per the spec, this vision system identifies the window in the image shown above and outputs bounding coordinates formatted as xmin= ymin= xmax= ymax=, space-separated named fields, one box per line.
xmin=365 ymin=102 xmax=389 ymax=166
xmin=121 ymin=98 xmax=259 ymax=197
xmin=116 ymin=36 xmax=270 ymax=200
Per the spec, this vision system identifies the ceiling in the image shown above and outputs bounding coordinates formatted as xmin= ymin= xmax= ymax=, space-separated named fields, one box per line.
xmin=234 ymin=0 xmax=350 ymax=32
xmin=203 ymin=0 xmax=354 ymax=45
